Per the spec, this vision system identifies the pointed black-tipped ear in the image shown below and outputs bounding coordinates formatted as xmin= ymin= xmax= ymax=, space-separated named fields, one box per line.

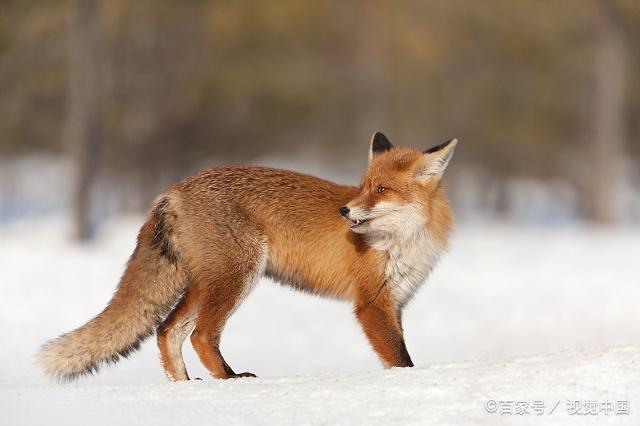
xmin=416 ymin=138 xmax=458 ymax=179
xmin=423 ymin=138 xmax=457 ymax=155
xmin=369 ymin=132 xmax=394 ymax=162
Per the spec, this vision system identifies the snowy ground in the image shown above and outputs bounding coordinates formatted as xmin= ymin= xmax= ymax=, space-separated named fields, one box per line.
xmin=3 ymin=347 xmax=639 ymax=425
xmin=1 ymin=216 xmax=640 ymax=424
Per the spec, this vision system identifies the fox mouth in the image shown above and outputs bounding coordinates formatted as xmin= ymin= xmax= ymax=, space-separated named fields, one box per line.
xmin=349 ymin=218 xmax=370 ymax=229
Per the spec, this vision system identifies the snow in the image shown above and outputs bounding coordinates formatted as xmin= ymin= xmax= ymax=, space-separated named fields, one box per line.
xmin=3 ymin=347 xmax=639 ymax=425
xmin=2 ymin=216 xmax=640 ymax=424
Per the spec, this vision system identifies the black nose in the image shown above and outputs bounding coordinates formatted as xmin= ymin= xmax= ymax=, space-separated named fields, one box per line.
xmin=339 ymin=206 xmax=350 ymax=217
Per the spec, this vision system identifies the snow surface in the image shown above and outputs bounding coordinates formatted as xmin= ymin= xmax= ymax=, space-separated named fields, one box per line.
xmin=1 ymin=216 xmax=640 ymax=424
xmin=3 ymin=347 xmax=640 ymax=425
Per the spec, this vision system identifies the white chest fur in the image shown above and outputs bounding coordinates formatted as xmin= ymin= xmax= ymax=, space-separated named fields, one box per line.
xmin=371 ymin=225 xmax=444 ymax=307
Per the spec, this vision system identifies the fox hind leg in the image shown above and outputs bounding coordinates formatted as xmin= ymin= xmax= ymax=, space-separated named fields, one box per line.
xmin=190 ymin=243 xmax=266 ymax=380
xmin=157 ymin=285 xmax=200 ymax=381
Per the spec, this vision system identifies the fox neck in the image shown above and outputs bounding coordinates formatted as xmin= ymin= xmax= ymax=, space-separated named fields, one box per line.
xmin=367 ymin=204 xmax=446 ymax=307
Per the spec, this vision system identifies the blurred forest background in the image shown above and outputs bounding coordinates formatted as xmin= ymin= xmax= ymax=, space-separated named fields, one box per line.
xmin=1 ymin=0 xmax=639 ymax=240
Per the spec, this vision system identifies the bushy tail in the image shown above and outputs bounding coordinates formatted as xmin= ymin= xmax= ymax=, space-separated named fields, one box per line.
xmin=38 ymin=197 xmax=187 ymax=381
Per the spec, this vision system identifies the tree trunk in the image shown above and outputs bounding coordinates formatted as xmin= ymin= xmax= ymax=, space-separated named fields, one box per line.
xmin=354 ymin=0 xmax=392 ymax=143
xmin=583 ymin=2 xmax=627 ymax=224
xmin=65 ymin=0 xmax=102 ymax=240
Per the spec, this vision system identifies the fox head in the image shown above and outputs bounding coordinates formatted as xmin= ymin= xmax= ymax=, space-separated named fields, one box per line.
xmin=340 ymin=132 xmax=457 ymax=238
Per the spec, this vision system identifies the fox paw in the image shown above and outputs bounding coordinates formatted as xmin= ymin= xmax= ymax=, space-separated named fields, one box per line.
xmin=230 ymin=372 xmax=257 ymax=378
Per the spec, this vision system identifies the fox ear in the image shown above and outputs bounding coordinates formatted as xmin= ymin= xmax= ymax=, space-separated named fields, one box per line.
xmin=369 ymin=132 xmax=394 ymax=162
xmin=415 ymin=138 xmax=458 ymax=180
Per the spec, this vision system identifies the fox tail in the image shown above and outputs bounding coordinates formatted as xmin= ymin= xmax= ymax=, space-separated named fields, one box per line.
xmin=37 ymin=197 xmax=186 ymax=381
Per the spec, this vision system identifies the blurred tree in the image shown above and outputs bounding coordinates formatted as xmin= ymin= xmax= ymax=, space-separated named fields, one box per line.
xmin=65 ymin=0 xmax=102 ymax=240
xmin=353 ymin=0 xmax=392 ymax=142
xmin=581 ymin=0 xmax=628 ymax=224
xmin=0 ymin=1 xmax=67 ymax=154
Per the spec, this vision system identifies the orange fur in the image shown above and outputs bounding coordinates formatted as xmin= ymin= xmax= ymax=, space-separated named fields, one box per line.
xmin=39 ymin=133 xmax=457 ymax=381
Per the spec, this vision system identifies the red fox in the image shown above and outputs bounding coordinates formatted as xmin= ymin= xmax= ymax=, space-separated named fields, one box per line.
xmin=38 ymin=132 xmax=457 ymax=381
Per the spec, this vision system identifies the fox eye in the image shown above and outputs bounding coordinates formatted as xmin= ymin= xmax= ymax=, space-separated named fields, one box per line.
xmin=376 ymin=186 xmax=386 ymax=194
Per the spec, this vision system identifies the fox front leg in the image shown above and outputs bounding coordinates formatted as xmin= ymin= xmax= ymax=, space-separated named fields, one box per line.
xmin=354 ymin=288 xmax=414 ymax=368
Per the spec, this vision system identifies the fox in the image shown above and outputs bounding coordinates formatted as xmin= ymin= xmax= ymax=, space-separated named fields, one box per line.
xmin=38 ymin=132 xmax=457 ymax=381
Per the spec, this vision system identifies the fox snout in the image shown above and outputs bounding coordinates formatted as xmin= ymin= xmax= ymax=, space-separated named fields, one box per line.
xmin=340 ymin=204 xmax=371 ymax=231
